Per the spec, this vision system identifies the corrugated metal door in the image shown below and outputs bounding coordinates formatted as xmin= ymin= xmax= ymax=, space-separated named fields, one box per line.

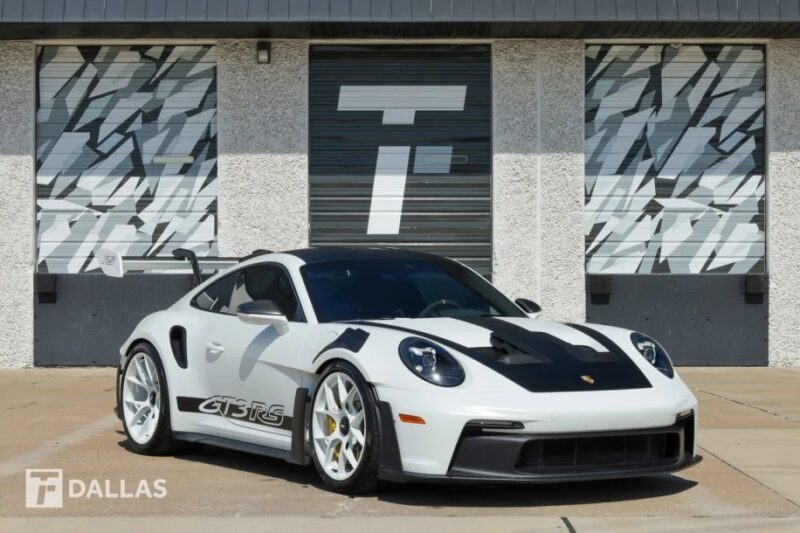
xmin=584 ymin=44 xmax=767 ymax=365
xmin=36 ymin=45 xmax=218 ymax=274
xmin=309 ymin=45 xmax=492 ymax=276
xmin=34 ymin=45 xmax=217 ymax=365
xmin=585 ymin=44 xmax=765 ymax=274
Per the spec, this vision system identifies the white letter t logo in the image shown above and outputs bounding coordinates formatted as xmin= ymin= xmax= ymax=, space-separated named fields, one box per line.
xmin=337 ymin=85 xmax=467 ymax=234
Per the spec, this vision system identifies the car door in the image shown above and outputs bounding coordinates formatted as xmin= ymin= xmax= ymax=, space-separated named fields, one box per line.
xmin=187 ymin=263 xmax=310 ymax=450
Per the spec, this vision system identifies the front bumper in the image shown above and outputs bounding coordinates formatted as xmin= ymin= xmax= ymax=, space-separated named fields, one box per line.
xmin=375 ymin=380 xmax=699 ymax=477
xmin=376 ymin=402 xmax=701 ymax=483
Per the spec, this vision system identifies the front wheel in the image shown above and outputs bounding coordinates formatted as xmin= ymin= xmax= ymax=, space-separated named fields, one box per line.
xmin=310 ymin=361 xmax=380 ymax=493
xmin=120 ymin=342 xmax=178 ymax=455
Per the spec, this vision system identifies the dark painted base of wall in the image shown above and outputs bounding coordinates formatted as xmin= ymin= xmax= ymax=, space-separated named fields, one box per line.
xmin=33 ymin=272 xmax=768 ymax=366
xmin=586 ymin=275 xmax=768 ymax=366
xmin=34 ymin=273 xmax=195 ymax=366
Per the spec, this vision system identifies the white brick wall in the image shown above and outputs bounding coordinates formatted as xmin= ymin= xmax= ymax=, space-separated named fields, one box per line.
xmin=766 ymin=40 xmax=800 ymax=366
xmin=492 ymin=40 xmax=585 ymax=323
xmin=0 ymin=41 xmax=34 ymax=368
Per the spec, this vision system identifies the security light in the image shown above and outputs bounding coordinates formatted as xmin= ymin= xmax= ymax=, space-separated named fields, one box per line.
xmin=257 ymin=41 xmax=271 ymax=63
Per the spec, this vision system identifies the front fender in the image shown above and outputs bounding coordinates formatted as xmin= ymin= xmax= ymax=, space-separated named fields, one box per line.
xmin=305 ymin=324 xmax=426 ymax=392
xmin=308 ymin=325 xmax=473 ymax=393
xmin=115 ymin=310 xmax=176 ymax=417
xmin=311 ymin=349 xmax=373 ymax=382
xmin=119 ymin=312 xmax=171 ymax=356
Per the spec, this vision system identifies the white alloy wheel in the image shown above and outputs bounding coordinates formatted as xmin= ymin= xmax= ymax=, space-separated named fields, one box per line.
xmin=122 ymin=352 xmax=162 ymax=445
xmin=312 ymin=372 xmax=367 ymax=481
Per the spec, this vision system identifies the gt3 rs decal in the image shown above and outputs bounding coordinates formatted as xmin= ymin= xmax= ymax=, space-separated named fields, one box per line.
xmin=355 ymin=319 xmax=651 ymax=393
xmin=177 ymin=396 xmax=292 ymax=431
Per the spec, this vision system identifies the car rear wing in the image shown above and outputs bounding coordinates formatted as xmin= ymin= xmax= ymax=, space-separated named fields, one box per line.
xmin=97 ymin=248 xmax=271 ymax=286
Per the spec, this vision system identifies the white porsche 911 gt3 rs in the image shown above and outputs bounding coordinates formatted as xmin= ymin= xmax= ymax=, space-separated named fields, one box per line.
xmin=104 ymin=247 xmax=700 ymax=493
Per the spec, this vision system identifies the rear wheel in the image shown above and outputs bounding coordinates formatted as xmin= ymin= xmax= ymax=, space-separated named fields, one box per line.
xmin=310 ymin=361 xmax=380 ymax=493
xmin=120 ymin=342 xmax=177 ymax=455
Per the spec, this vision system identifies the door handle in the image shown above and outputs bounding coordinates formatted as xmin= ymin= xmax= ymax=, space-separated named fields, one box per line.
xmin=205 ymin=342 xmax=225 ymax=355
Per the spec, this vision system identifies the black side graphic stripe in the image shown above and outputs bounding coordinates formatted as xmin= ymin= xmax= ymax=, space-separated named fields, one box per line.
xmin=177 ymin=396 xmax=292 ymax=431
xmin=312 ymin=327 xmax=370 ymax=363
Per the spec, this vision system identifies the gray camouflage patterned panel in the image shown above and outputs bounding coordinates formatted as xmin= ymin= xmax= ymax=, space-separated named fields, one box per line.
xmin=36 ymin=45 xmax=218 ymax=273
xmin=585 ymin=44 xmax=765 ymax=274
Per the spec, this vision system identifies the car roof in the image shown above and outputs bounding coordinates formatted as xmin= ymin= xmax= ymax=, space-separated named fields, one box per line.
xmin=282 ymin=247 xmax=446 ymax=265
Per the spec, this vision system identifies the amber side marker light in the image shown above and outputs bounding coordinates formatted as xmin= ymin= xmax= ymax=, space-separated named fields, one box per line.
xmin=398 ymin=413 xmax=426 ymax=424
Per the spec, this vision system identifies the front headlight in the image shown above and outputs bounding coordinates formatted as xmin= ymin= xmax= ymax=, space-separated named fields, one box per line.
xmin=398 ymin=337 xmax=464 ymax=387
xmin=630 ymin=332 xmax=674 ymax=379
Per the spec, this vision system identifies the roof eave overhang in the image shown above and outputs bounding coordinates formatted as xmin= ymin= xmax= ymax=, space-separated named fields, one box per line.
xmin=0 ymin=21 xmax=795 ymax=41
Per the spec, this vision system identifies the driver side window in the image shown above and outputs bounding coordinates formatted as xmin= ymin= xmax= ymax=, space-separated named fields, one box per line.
xmin=192 ymin=264 xmax=304 ymax=322
xmin=230 ymin=264 xmax=303 ymax=321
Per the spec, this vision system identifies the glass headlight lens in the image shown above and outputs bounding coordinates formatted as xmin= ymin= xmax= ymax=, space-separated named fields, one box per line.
xmin=398 ymin=337 xmax=464 ymax=387
xmin=630 ymin=332 xmax=674 ymax=379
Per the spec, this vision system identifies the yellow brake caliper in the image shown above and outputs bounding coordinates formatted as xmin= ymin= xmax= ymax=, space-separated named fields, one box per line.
xmin=328 ymin=416 xmax=341 ymax=461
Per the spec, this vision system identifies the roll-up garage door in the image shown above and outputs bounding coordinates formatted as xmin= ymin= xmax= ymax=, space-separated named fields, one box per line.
xmin=309 ymin=45 xmax=492 ymax=276
xmin=36 ymin=45 xmax=218 ymax=273
xmin=584 ymin=44 xmax=767 ymax=365
xmin=34 ymin=45 xmax=217 ymax=365
xmin=585 ymin=44 xmax=765 ymax=274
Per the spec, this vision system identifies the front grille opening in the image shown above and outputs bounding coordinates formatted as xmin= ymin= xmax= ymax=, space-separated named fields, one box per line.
xmin=519 ymin=432 xmax=681 ymax=471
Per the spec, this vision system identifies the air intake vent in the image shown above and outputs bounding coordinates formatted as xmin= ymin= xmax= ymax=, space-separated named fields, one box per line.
xmin=518 ymin=432 xmax=680 ymax=471
xmin=169 ymin=326 xmax=188 ymax=369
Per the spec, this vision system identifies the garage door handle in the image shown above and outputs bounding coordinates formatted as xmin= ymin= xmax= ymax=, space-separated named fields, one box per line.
xmin=205 ymin=342 xmax=225 ymax=355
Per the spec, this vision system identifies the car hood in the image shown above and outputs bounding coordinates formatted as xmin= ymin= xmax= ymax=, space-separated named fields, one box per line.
xmin=349 ymin=316 xmax=652 ymax=393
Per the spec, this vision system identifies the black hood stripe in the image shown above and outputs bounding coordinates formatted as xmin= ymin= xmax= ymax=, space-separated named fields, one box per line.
xmin=460 ymin=316 xmax=626 ymax=362
xmin=353 ymin=318 xmax=650 ymax=392
xmin=565 ymin=323 xmax=627 ymax=353
xmin=456 ymin=317 xmax=651 ymax=392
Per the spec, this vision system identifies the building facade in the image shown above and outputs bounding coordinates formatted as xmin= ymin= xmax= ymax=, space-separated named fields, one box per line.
xmin=0 ymin=0 xmax=798 ymax=367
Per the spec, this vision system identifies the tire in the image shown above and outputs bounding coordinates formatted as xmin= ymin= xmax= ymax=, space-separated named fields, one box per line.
xmin=120 ymin=342 xmax=178 ymax=455
xmin=310 ymin=361 xmax=381 ymax=493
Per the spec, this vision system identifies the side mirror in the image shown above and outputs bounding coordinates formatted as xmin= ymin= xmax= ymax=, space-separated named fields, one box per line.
xmin=515 ymin=298 xmax=542 ymax=318
xmin=237 ymin=300 xmax=290 ymax=335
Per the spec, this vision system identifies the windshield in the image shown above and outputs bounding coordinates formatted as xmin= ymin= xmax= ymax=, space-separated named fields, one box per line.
xmin=300 ymin=257 xmax=526 ymax=323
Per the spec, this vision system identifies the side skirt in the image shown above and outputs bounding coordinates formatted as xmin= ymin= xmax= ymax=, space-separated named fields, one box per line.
xmin=172 ymin=386 xmax=311 ymax=466
xmin=173 ymin=432 xmax=292 ymax=462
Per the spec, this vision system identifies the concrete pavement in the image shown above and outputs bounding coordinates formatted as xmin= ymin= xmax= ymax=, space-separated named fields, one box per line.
xmin=0 ymin=367 xmax=798 ymax=531
xmin=3 ymin=516 xmax=800 ymax=532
